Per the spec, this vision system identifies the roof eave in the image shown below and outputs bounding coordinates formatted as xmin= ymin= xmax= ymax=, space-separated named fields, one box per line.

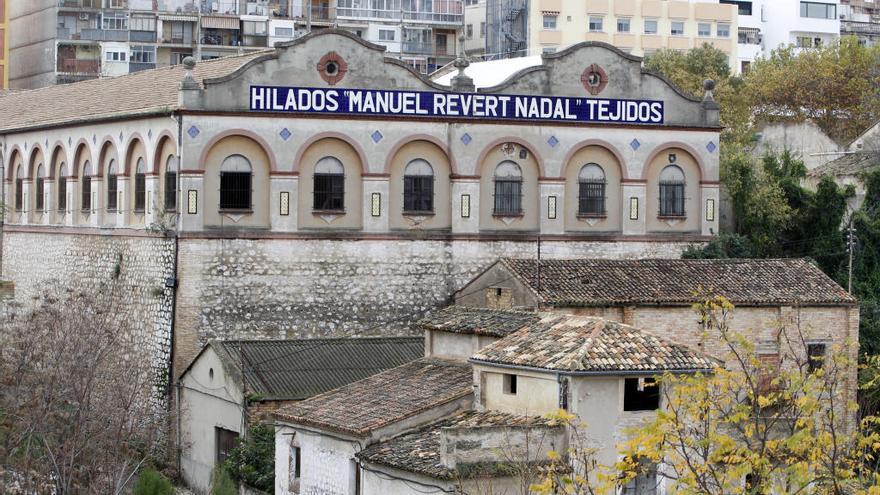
xmin=469 ymin=358 xmax=715 ymax=376
xmin=0 ymin=107 xmax=177 ymax=136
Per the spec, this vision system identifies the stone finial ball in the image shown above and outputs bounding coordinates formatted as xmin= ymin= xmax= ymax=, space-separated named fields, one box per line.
xmin=453 ymin=57 xmax=470 ymax=69
xmin=183 ymin=57 xmax=196 ymax=70
xmin=703 ymin=79 xmax=716 ymax=91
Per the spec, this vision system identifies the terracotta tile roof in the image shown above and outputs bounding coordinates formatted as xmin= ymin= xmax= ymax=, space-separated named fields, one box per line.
xmin=357 ymin=410 xmax=558 ymax=480
xmin=417 ymin=306 xmax=541 ymax=338
xmin=275 ymin=358 xmax=473 ymax=437
xmin=0 ymin=51 xmax=270 ymax=134
xmin=471 ymin=315 xmax=716 ymax=373
xmin=210 ymin=337 xmax=423 ymax=401
xmin=807 ymin=152 xmax=880 ymax=178
xmin=497 ymin=258 xmax=855 ymax=307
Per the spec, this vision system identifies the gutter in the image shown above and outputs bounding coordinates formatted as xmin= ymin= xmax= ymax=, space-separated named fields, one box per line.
xmin=468 ymin=358 xmax=714 ymax=376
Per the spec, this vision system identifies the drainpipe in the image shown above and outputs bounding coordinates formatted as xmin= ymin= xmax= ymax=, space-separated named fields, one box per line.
xmin=171 ymin=111 xmax=184 ymax=474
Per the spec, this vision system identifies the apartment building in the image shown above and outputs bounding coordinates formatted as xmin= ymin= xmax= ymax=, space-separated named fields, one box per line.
xmin=8 ymin=0 xmax=462 ymax=90
xmin=486 ymin=0 xmax=737 ymax=64
xmin=726 ymin=0 xmax=840 ymax=73
xmin=463 ymin=0 xmax=486 ymax=57
xmin=0 ymin=0 xmax=7 ymax=89
xmin=840 ymin=0 xmax=880 ymax=47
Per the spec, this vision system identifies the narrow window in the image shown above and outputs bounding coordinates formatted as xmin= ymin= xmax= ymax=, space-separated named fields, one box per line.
xmin=617 ymin=17 xmax=630 ymax=33
xmin=107 ymin=160 xmax=118 ymax=212
xmin=81 ymin=161 xmax=93 ymax=212
xmin=292 ymin=446 xmax=301 ymax=479
xmin=757 ymin=352 xmax=781 ymax=395
xmin=503 ymin=373 xmax=517 ymax=395
xmin=559 ymin=377 xmax=570 ymax=410
xmin=403 ymin=159 xmax=434 ymax=213
xmin=807 ymin=343 xmax=827 ymax=374
xmin=313 ymin=156 xmax=345 ymax=211
xmin=623 ymin=377 xmax=659 ymax=411
xmin=658 ymin=165 xmax=686 ymax=217
xmin=578 ymin=163 xmax=606 ymax=216
xmin=35 ymin=164 xmax=45 ymax=212
xmin=134 ymin=158 xmax=146 ymax=211
xmin=58 ymin=163 xmax=68 ymax=212
xmin=14 ymin=165 xmax=22 ymax=211
xmin=493 ymin=160 xmax=522 ymax=215
xmin=219 ymin=155 xmax=253 ymax=210
xmin=165 ymin=155 xmax=178 ymax=211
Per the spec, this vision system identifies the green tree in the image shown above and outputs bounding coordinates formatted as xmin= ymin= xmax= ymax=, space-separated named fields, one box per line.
xmin=133 ymin=469 xmax=174 ymax=495
xmin=224 ymin=424 xmax=275 ymax=492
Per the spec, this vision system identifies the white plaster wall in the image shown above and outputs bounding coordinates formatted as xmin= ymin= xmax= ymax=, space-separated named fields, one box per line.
xmin=179 ymin=347 xmax=246 ymax=493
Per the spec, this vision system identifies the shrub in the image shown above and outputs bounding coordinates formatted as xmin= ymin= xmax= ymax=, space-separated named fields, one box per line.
xmin=210 ymin=467 xmax=237 ymax=495
xmin=133 ymin=468 xmax=173 ymax=495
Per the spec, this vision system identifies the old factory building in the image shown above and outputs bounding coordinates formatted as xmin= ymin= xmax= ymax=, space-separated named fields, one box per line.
xmin=0 ymin=30 xmax=721 ymax=378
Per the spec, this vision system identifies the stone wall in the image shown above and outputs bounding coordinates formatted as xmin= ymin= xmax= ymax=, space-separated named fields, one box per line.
xmin=174 ymin=237 xmax=697 ymax=374
xmin=1 ymin=229 xmax=176 ymax=392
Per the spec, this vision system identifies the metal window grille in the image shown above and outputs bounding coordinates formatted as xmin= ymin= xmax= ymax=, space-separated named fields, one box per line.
xmin=134 ymin=172 xmax=146 ymax=211
xmin=36 ymin=178 xmax=45 ymax=211
xmin=403 ymin=175 xmax=433 ymax=212
xmin=81 ymin=177 xmax=92 ymax=212
xmin=220 ymin=172 xmax=252 ymax=210
xmin=313 ymin=173 xmax=344 ymax=211
xmin=494 ymin=179 xmax=522 ymax=215
xmin=58 ymin=178 xmax=67 ymax=211
xmin=578 ymin=180 xmax=606 ymax=215
xmin=107 ymin=175 xmax=118 ymax=211
xmin=165 ymin=171 xmax=178 ymax=210
xmin=14 ymin=179 xmax=22 ymax=211
xmin=659 ymin=181 xmax=685 ymax=216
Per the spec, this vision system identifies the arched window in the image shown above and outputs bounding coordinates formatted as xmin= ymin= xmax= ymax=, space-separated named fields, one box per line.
xmin=107 ymin=160 xmax=118 ymax=212
xmin=165 ymin=155 xmax=178 ymax=211
xmin=81 ymin=161 xmax=93 ymax=212
xmin=58 ymin=163 xmax=68 ymax=212
xmin=578 ymin=163 xmax=606 ymax=216
xmin=14 ymin=165 xmax=23 ymax=211
xmin=35 ymin=164 xmax=45 ymax=212
xmin=313 ymin=156 xmax=344 ymax=211
xmin=134 ymin=158 xmax=146 ymax=211
xmin=403 ymin=159 xmax=434 ymax=213
xmin=659 ymin=165 xmax=686 ymax=217
xmin=493 ymin=160 xmax=522 ymax=215
xmin=219 ymin=154 xmax=252 ymax=210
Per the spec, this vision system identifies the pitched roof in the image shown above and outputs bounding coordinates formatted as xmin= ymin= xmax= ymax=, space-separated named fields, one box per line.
xmin=0 ymin=51 xmax=270 ymax=134
xmin=471 ymin=315 xmax=716 ymax=373
xmin=807 ymin=152 xmax=880 ymax=178
xmin=207 ymin=337 xmax=423 ymax=400
xmin=275 ymin=358 xmax=473 ymax=436
xmin=494 ymin=258 xmax=855 ymax=307
xmin=357 ymin=410 xmax=557 ymax=480
xmin=417 ymin=306 xmax=541 ymax=338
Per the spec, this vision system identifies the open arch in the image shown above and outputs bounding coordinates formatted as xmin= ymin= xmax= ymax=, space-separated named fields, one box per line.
xmin=6 ymin=146 xmax=23 ymax=181
xmin=197 ymin=129 xmax=278 ymax=174
xmin=641 ymin=141 xmax=707 ymax=182
xmin=154 ymin=134 xmax=178 ymax=211
xmin=383 ymin=134 xmax=457 ymax=175
xmin=293 ymin=132 xmax=368 ymax=175
xmin=47 ymin=143 xmax=67 ymax=180
xmin=27 ymin=145 xmax=45 ymax=180
xmin=561 ymin=139 xmax=628 ymax=180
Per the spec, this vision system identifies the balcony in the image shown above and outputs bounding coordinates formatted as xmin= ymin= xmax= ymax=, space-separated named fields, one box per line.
xmin=842 ymin=20 xmax=880 ymax=35
xmin=130 ymin=31 xmax=157 ymax=42
xmin=402 ymin=41 xmax=433 ymax=54
xmin=336 ymin=0 xmax=462 ymax=23
xmin=57 ymin=0 xmax=102 ymax=9
xmin=57 ymin=58 xmax=101 ymax=74
xmin=80 ymin=29 xmax=130 ymax=41
xmin=129 ymin=62 xmax=156 ymax=73
xmin=310 ymin=5 xmax=336 ymax=20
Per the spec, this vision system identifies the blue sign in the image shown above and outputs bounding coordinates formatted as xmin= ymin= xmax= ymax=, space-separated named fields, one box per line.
xmin=249 ymin=86 xmax=664 ymax=125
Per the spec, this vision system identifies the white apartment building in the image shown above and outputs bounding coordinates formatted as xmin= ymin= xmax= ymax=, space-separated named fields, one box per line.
xmin=726 ymin=0 xmax=840 ymax=73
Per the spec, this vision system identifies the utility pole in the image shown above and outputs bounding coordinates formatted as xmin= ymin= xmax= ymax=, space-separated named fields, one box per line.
xmin=847 ymin=220 xmax=856 ymax=294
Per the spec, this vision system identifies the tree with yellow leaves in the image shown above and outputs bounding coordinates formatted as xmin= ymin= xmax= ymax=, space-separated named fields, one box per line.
xmin=532 ymin=296 xmax=880 ymax=495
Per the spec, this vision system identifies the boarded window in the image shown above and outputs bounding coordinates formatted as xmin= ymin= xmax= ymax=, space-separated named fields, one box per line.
xmin=808 ymin=343 xmax=827 ymax=374
xmin=215 ymin=427 xmax=239 ymax=467
xmin=624 ymin=377 xmax=659 ymax=411
xmin=622 ymin=457 xmax=658 ymax=495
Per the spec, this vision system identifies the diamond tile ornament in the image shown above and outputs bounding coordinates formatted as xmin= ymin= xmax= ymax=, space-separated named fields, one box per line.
xmin=279 ymin=128 xmax=292 ymax=141
xmin=68 ymin=137 xmax=72 ymax=146
xmin=371 ymin=130 xmax=383 ymax=143
xmin=460 ymin=133 xmax=472 ymax=145
xmin=148 ymin=129 xmax=153 ymax=139
xmin=119 ymin=131 xmax=123 ymax=142
xmin=44 ymin=139 xmax=48 ymax=148
xmin=706 ymin=141 xmax=717 ymax=153
xmin=630 ymin=138 xmax=640 ymax=151
xmin=187 ymin=126 xmax=200 ymax=139
xmin=547 ymin=136 xmax=559 ymax=148
xmin=92 ymin=134 xmax=97 ymax=144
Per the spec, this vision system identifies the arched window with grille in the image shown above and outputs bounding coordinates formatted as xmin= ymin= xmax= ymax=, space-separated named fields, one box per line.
xmin=403 ymin=159 xmax=434 ymax=213
xmin=35 ymin=164 xmax=45 ymax=212
xmin=493 ymin=160 xmax=522 ymax=215
xmin=219 ymin=154 xmax=252 ymax=210
xmin=107 ymin=160 xmax=119 ymax=212
xmin=165 ymin=155 xmax=178 ymax=211
xmin=58 ymin=163 xmax=68 ymax=212
xmin=134 ymin=158 xmax=146 ymax=211
xmin=659 ymin=165 xmax=686 ymax=217
xmin=81 ymin=161 xmax=93 ymax=212
xmin=14 ymin=165 xmax=23 ymax=211
xmin=578 ymin=163 xmax=606 ymax=216
xmin=313 ymin=156 xmax=344 ymax=211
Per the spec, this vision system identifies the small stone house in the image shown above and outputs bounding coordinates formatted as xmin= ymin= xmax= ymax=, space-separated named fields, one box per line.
xmin=454 ymin=258 xmax=858 ymax=381
xmin=177 ymin=337 xmax=423 ymax=492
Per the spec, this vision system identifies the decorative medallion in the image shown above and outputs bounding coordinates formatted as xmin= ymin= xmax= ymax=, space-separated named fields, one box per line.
xmin=500 ymin=142 xmax=516 ymax=156
xmin=547 ymin=136 xmax=559 ymax=148
xmin=371 ymin=130 xmax=383 ymax=143
xmin=460 ymin=133 xmax=472 ymax=145
xmin=630 ymin=138 xmax=641 ymax=151
xmin=581 ymin=64 xmax=609 ymax=96
xmin=317 ymin=52 xmax=348 ymax=86
xmin=279 ymin=128 xmax=292 ymax=141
